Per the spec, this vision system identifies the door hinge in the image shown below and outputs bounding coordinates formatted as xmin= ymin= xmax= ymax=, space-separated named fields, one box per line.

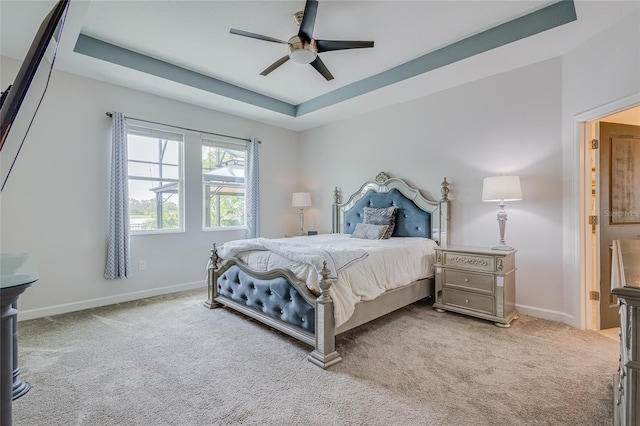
xmin=591 ymin=139 xmax=599 ymax=149
xmin=589 ymin=291 xmax=600 ymax=301
xmin=589 ymin=215 xmax=599 ymax=225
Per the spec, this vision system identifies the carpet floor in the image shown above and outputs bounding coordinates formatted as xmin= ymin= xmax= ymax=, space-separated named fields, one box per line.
xmin=12 ymin=289 xmax=618 ymax=425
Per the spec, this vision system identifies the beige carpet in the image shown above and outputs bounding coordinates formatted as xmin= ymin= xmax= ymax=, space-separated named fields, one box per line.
xmin=13 ymin=289 xmax=618 ymax=425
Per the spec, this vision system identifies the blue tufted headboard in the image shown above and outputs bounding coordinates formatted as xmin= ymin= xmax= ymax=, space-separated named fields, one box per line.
xmin=333 ymin=173 xmax=450 ymax=246
xmin=343 ymin=188 xmax=431 ymax=238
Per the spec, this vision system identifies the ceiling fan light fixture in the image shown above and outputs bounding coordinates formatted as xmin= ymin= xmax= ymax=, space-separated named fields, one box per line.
xmin=290 ymin=48 xmax=316 ymax=64
xmin=230 ymin=1 xmax=374 ymax=80
xmin=288 ymin=36 xmax=317 ymax=64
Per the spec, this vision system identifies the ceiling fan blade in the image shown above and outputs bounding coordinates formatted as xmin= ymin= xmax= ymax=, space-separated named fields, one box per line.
xmin=316 ymin=40 xmax=374 ymax=53
xmin=230 ymin=28 xmax=288 ymax=44
xmin=260 ymin=55 xmax=290 ymax=76
xmin=310 ymin=56 xmax=334 ymax=81
xmin=298 ymin=0 xmax=318 ymax=42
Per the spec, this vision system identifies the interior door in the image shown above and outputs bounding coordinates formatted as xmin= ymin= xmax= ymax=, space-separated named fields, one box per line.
xmin=598 ymin=122 xmax=640 ymax=329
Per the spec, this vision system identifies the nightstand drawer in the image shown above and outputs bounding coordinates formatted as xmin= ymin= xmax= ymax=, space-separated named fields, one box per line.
xmin=434 ymin=246 xmax=516 ymax=326
xmin=443 ymin=288 xmax=495 ymax=315
xmin=441 ymin=252 xmax=495 ymax=273
xmin=443 ymin=269 xmax=493 ymax=294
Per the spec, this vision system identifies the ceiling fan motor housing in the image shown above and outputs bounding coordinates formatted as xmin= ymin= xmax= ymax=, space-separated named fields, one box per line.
xmin=288 ymin=36 xmax=317 ymax=64
xmin=229 ymin=0 xmax=373 ymax=79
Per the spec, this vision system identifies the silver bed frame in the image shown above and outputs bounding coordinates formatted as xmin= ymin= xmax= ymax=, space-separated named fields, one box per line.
xmin=204 ymin=172 xmax=450 ymax=368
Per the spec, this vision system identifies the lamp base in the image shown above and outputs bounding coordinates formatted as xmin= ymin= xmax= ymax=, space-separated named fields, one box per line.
xmin=491 ymin=244 xmax=515 ymax=251
xmin=298 ymin=208 xmax=305 ymax=237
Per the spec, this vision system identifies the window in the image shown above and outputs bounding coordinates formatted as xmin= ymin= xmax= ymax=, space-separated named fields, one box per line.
xmin=127 ymin=124 xmax=184 ymax=233
xmin=202 ymin=137 xmax=246 ymax=229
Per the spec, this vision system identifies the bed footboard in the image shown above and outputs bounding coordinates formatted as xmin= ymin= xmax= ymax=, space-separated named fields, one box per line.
xmin=204 ymin=244 xmax=223 ymax=309
xmin=204 ymin=244 xmax=342 ymax=368
xmin=307 ymin=264 xmax=342 ymax=368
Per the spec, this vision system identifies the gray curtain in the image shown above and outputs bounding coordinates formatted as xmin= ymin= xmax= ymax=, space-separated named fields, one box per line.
xmin=104 ymin=111 xmax=132 ymax=279
xmin=245 ymin=138 xmax=261 ymax=238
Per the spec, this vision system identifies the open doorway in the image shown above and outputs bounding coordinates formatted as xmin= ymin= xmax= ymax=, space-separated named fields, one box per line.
xmin=581 ymin=104 xmax=640 ymax=331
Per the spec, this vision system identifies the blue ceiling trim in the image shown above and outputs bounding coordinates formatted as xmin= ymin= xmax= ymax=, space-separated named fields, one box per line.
xmin=296 ymin=0 xmax=577 ymax=116
xmin=73 ymin=34 xmax=296 ymax=117
xmin=73 ymin=1 xmax=575 ymax=119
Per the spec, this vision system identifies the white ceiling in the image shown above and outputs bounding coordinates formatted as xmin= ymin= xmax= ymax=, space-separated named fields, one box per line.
xmin=1 ymin=1 xmax=638 ymax=131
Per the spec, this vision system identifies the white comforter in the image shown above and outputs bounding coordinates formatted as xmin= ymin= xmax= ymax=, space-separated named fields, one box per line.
xmin=218 ymin=234 xmax=438 ymax=327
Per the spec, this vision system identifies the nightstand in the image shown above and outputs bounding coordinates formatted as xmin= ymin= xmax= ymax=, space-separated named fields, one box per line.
xmin=433 ymin=246 xmax=518 ymax=327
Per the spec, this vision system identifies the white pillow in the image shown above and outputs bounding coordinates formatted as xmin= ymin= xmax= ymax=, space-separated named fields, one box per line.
xmin=351 ymin=223 xmax=389 ymax=240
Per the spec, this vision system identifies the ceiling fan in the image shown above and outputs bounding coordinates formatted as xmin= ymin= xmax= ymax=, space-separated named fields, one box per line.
xmin=229 ymin=0 xmax=374 ymax=81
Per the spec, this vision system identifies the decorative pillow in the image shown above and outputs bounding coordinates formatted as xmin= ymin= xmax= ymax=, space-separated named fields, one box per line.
xmin=363 ymin=206 xmax=398 ymax=239
xmin=351 ymin=223 xmax=389 ymax=240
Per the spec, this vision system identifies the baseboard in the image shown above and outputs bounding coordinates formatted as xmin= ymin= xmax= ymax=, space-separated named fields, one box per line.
xmin=17 ymin=281 xmax=204 ymax=322
xmin=516 ymin=303 xmax=576 ymax=326
xmin=18 ymin=286 xmax=579 ymax=327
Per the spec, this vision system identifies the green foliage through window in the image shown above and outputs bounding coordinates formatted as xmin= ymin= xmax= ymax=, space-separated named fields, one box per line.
xmin=127 ymin=126 xmax=184 ymax=233
xmin=202 ymin=139 xmax=246 ymax=228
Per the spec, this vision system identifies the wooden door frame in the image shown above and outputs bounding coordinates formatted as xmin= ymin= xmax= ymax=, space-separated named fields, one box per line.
xmin=575 ymin=93 xmax=640 ymax=330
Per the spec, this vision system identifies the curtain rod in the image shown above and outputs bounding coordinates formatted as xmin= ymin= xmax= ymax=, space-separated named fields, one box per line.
xmin=105 ymin=112 xmax=259 ymax=143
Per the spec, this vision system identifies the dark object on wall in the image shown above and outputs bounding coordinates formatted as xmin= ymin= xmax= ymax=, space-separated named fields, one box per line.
xmin=307 ymin=231 xmax=318 ymax=236
xmin=0 ymin=0 xmax=70 ymax=190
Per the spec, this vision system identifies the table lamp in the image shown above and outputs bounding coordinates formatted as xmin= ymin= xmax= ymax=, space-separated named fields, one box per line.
xmin=292 ymin=192 xmax=311 ymax=235
xmin=482 ymin=175 xmax=522 ymax=250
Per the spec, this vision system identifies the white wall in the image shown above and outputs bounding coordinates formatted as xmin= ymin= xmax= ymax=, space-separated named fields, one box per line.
xmin=0 ymin=58 xmax=299 ymax=320
xmin=560 ymin=9 xmax=640 ymax=327
xmin=299 ymin=58 xmax=566 ymax=321
xmin=297 ymin=8 xmax=640 ymax=327
xmin=3 ymin=8 xmax=638 ymax=326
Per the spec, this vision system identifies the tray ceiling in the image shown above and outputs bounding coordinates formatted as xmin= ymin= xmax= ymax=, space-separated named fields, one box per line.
xmin=1 ymin=1 xmax=638 ymax=131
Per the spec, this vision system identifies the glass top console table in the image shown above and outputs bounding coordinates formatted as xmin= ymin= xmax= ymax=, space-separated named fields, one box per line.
xmin=1 ymin=253 xmax=39 ymax=426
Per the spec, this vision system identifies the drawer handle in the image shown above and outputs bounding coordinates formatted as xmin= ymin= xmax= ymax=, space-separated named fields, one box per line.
xmin=620 ymin=369 xmax=626 ymax=379
xmin=464 ymin=278 xmax=470 ymax=282
xmin=618 ymin=382 xmax=624 ymax=391
xmin=465 ymin=299 xmax=470 ymax=303
xmin=616 ymin=398 xmax=621 ymax=406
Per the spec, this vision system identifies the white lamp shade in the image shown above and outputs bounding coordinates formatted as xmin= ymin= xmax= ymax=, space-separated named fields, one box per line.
xmin=482 ymin=176 xmax=522 ymax=202
xmin=292 ymin=192 xmax=312 ymax=207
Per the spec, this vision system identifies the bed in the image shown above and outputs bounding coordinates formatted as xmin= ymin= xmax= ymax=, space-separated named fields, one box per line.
xmin=204 ymin=172 xmax=451 ymax=368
